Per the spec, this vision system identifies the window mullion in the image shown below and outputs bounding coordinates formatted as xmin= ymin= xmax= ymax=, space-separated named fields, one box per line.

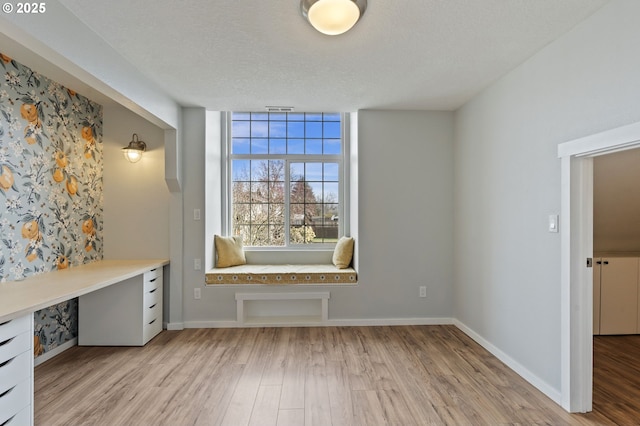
xmin=228 ymin=111 xmax=345 ymax=249
xmin=284 ymin=159 xmax=291 ymax=247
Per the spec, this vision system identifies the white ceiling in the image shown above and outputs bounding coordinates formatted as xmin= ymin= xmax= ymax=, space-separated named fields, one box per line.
xmin=56 ymin=0 xmax=607 ymax=112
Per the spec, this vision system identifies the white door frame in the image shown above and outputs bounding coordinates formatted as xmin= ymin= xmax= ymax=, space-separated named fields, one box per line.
xmin=558 ymin=121 xmax=640 ymax=412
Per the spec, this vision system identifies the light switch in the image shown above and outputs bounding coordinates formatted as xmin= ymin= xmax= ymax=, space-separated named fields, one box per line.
xmin=194 ymin=258 xmax=201 ymax=270
xmin=194 ymin=209 xmax=201 ymax=221
xmin=548 ymin=214 xmax=559 ymax=233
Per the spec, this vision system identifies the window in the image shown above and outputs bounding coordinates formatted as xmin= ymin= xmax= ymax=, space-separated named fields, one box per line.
xmin=225 ymin=112 xmax=347 ymax=248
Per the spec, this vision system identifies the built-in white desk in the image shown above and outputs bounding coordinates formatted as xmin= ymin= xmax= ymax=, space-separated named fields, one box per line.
xmin=0 ymin=259 xmax=169 ymax=426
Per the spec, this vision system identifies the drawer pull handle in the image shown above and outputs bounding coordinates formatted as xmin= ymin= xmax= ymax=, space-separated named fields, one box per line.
xmin=149 ymin=304 xmax=157 ymax=309
xmin=149 ymin=278 xmax=157 ymax=283
xmin=0 ymin=337 xmax=14 ymax=347
xmin=0 ymin=385 xmax=15 ymax=399
xmin=149 ymin=288 xmax=157 ymax=294
xmin=149 ymin=319 xmax=157 ymax=325
xmin=0 ymin=320 xmax=10 ymax=326
xmin=150 ymin=268 xmax=157 ymax=272
xmin=0 ymin=357 xmax=14 ymax=368
xmin=0 ymin=414 xmax=15 ymax=426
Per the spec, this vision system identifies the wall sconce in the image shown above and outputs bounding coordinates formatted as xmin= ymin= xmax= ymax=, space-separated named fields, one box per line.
xmin=122 ymin=133 xmax=146 ymax=163
xmin=301 ymin=0 xmax=367 ymax=36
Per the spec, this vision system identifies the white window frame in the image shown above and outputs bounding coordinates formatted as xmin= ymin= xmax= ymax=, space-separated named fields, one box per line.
xmin=221 ymin=111 xmax=350 ymax=251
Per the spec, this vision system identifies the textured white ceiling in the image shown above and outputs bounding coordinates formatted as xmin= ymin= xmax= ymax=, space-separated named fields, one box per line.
xmin=58 ymin=0 xmax=607 ymax=112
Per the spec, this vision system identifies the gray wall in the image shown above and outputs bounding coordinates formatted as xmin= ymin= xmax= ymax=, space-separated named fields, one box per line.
xmin=103 ymin=106 xmax=170 ymax=260
xmin=352 ymin=110 xmax=454 ymax=320
xmin=453 ymin=0 xmax=640 ymax=394
xmin=180 ymin=109 xmax=455 ymax=324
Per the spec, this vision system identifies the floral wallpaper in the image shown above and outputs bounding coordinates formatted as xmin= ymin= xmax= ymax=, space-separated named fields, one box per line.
xmin=0 ymin=52 xmax=103 ymax=357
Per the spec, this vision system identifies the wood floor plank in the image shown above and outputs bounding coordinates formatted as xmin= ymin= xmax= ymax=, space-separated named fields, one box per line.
xmin=192 ymin=363 xmax=245 ymax=426
xmin=260 ymin=328 xmax=290 ymax=386
xmin=248 ymin=385 xmax=281 ymax=426
xmin=326 ymin=360 xmax=355 ymax=426
xmin=276 ymin=409 xmax=304 ymax=426
xmin=339 ymin=326 xmax=380 ymax=391
xmin=366 ymin=327 xmax=444 ymax=423
xmin=279 ymin=328 xmax=308 ymax=410
xmin=220 ymin=328 xmax=277 ymax=426
xmin=590 ymin=335 xmax=640 ymax=425
xmin=376 ymin=388 xmax=421 ymax=425
xmin=304 ymin=365 xmax=332 ymax=426
xmin=33 ymin=325 xmax=640 ymax=426
xmin=351 ymin=389 xmax=387 ymax=426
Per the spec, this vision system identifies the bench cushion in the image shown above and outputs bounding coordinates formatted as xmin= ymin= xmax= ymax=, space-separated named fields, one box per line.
xmin=205 ymin=264 xmax=357 ymax=285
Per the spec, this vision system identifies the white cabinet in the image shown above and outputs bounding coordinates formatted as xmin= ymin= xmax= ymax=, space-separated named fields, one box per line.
xmin=79 ymin=267 xmax=163 ymax=346
xmin=0 ymin=314 xmax=33 ymax=426
xmin=593 ymin=257 xmax=640 ymax=335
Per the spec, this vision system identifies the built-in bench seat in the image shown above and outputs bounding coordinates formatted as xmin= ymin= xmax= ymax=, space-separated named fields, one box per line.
xmin=205 ymin=264 xmax=357 ymax=285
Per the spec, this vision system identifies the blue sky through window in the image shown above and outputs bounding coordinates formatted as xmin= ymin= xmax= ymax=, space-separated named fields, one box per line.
xmin=231 ymin=112 xmax=341 ymax=155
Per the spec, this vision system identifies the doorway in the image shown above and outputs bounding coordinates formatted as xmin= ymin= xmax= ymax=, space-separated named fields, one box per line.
xmin=558 ymin=121 xmax=640 ymax=413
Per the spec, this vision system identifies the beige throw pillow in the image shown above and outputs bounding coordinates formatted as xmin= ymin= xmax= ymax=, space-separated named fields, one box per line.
xmin=215 ymin=235 xmax=246 ymax=268
xmin=332 ymin=236 xmax=354 ymax=269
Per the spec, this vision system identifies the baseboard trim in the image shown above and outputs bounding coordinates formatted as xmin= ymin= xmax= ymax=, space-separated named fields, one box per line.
xmin=328 ymin=317 xmax=454 ymax=326
xmin=453 ymin=319 xmax=562 ymax=406
xmin=34 ymin=338 xmax=77 ymax=366
xmin=166 ymin=322 xmax=185 ymax=330
xmin=183 ymin=317 xmax=454 ymax=328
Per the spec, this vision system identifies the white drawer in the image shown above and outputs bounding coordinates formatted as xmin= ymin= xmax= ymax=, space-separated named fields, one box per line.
xmin=0 ymin=316 xmax=30 ymax=343
xmin=1 ymin=404 xmax=31 ymax=426
xmin=144 ymin=274 xmax=162 ymax=293
xmin=0 ymin=331 xmax=30 ymax=365
xmin=143 ymin=301 xmax=162 ymax=324
xmin=143 ymin=315 xmax=162 ymax=344
xmin=144 ymin=285 xmax=162 ymax=308
xmin=0 ymin=351 xmax=30 ymax=394
xmin=0 ymin=379 xmax=30 ymax=425
xmin=144 ymin=267 xmax=162 ymax=282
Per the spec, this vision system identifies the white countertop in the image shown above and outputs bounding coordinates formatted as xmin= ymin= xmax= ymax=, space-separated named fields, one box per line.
xmin=0 ymin=259 xmax=169 ymax=323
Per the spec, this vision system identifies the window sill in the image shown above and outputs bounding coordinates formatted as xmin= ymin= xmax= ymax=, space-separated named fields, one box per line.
xmin=205 ymin=264 xmax=357 ymax=285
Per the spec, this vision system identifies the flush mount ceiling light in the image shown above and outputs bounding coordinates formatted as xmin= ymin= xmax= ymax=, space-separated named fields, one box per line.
xmin=122 ymin=133 xmax=146 ymax=163
xmin=301 ymin=0 xmax=367 ymax=36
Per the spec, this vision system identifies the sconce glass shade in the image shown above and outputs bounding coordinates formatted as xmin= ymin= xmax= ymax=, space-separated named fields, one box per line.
xmin=301 ymin=0 xmax=367 ymax=35
xmin=122 ymin=133 xmax=146 ymax=163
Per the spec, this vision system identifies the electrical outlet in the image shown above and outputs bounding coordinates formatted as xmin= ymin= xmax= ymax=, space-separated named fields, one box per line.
xmin=194 ymin=258 xmax=201 ymax=270
xmin=194 ymin=208 xmax=201 ymax=221
xmin=194 ymin=288 xmax=201 ymax=300
xmin=419 ymin=286 xmax=427 ymax=298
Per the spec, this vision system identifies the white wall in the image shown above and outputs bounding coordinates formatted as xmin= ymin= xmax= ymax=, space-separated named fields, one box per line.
xmin=453 ymin=0 xmax=640 ymax=396
xmin=103 ymin=106 xmax=170 ymax=259
xmin=183 ymin=109 xmax=454 ymax=325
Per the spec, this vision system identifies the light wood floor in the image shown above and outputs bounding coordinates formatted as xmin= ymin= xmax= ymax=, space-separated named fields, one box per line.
xmin=34 ymin=326 xmax=629 ymax=425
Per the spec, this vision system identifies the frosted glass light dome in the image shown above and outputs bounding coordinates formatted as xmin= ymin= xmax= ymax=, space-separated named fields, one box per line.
xmin=302 ymin=0 xmax=367 ymax=36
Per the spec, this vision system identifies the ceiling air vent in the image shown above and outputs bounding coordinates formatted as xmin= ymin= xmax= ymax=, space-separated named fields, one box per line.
xmin=266 ymin=106 xmax=295 ymax=112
